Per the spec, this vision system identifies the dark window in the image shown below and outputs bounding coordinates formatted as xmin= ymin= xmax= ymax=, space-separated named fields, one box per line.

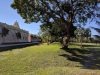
xmin=16 ymin=32 xmax=21 ymax=39
xmin=2 ymin=27 xmax=9 ymax=37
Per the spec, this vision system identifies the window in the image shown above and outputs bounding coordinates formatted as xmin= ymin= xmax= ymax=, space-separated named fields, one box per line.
xmin=0 ymin=28 xmax=2 ymax=34
xmin=2 ymin=27 xmax=9 ymax=37
xmin=16 ymin=32 xmax=21 ymax=39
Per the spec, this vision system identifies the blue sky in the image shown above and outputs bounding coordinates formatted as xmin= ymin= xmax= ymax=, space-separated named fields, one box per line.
xmin=0 ymin=0 xmax=98 ymax=35
xmin=0 ymin=0 xmax=41 ymax=34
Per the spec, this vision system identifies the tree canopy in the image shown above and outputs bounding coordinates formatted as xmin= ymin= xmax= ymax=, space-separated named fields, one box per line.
xmin=91 ymin=3 xmax=100 ymax=41
xmin=11 ymin=0 xmax=98 ymax=24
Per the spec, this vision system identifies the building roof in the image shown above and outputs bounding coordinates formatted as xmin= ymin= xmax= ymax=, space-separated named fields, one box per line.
xmin=0 ymin=22 xmax=29 ymax=34
xmin=13 ymin=21 xmax=20 ymax=28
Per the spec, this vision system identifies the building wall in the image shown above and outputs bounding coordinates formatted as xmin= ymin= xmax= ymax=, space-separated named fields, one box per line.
xmin=0 ymin=26 xmax=3 ymax=44
xmin=0 ymin=22 xmax=29 ymax=44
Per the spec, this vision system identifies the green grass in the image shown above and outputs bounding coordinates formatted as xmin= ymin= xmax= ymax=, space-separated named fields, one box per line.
xmin=0 ymin=43 xmax=100 ymax=75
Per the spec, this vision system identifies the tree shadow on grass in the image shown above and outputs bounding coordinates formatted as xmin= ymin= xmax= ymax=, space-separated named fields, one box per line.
xmin=82 ymin=45 xmax=100 ymax=47
xmin=60 ymin=47 xmax=100 ymax=70
xmin=71 ymin=43 xmax=100 ymax=47
xmin=0 ymin=43 xmax=40 ymax=52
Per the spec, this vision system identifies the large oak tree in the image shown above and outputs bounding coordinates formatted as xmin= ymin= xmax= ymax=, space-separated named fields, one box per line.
xmin=11 ymin=0 xmax=99 ymax=48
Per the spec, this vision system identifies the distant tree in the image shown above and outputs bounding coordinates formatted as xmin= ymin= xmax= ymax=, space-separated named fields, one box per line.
xmin=40 ymin=23 xmax=51 ymax=44
xmin=74 ymin=27 xmax=91 ymax=47
xmin=74 ymin=27 xmax=85 ymax=47
xmin=11 ymin=0 xmax=99 ymax=48
xmin=84 ymin=28 xmax=91 ymax=42
xmin=92 ymin=25 xmax=100 ymax=43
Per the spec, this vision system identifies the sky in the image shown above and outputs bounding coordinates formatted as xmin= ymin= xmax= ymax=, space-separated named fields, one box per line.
xmin=0 ymin=0 xmax=99 ymax=36
xmin=0 ymin=0 xmax=41 ymax=35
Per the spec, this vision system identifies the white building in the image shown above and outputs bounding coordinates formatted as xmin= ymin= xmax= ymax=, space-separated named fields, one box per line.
xmin=0 ymin=21 xmax=29 ymax=44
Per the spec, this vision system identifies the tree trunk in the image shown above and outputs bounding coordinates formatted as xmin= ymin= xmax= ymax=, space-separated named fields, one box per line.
xmin=80 ymin=36 xmax=83 ymax=48
xmin=61 ymin=4 xmax=73 ymax=49
xmin=47 ymin=35 xmax=51 ymax=45
xmin=62 ymin=35 xmax=70 ymax=49
xmin=47 ymin=39 xmax=50 ymax=45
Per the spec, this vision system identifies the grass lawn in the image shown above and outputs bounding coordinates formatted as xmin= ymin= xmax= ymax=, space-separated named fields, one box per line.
xmin=0 ymin=43 xmax=100 ymax=75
